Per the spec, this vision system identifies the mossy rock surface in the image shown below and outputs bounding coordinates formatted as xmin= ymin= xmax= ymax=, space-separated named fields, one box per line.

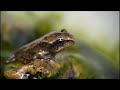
xmin=3 ymin=54 xmax=101 ymax=79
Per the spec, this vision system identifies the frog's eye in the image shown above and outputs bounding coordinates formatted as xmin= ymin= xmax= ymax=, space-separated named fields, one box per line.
xmin=51 ymin=38 xmax=65 ymax=47
xmin=58 ymin=38 xmax=64 ymax=43
xmin=58 ymin=38 xmax=65 ymax=45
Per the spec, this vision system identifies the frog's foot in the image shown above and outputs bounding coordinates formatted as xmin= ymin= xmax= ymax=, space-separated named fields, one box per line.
xmin=33 ymin=58 xmax=50 ymax=62
xmin=35 ymin=57 xmax=53 ymax=62
xmin=6 ymin=54 xmax=15 ymax=63
xmin=33 ymin=55 xmax=50 ymax=61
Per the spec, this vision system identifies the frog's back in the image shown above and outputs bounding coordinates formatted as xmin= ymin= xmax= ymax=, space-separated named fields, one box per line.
xmin=6 ymin=37 xmax=43 ymax=64
xmin=6 ymin=31 xmax=53 ymax=64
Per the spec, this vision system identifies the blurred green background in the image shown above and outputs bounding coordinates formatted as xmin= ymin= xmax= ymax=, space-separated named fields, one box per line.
xmin=0 ymin=11 xmax=119 ymax=79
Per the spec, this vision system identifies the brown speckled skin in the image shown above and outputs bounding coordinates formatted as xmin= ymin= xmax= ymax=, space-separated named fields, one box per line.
xmin=7 ymin=29 xmax=74 ymax=64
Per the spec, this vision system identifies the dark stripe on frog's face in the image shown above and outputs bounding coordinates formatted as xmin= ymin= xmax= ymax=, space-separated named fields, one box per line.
xmin=50 ymin=38 xmax=74 ymax=53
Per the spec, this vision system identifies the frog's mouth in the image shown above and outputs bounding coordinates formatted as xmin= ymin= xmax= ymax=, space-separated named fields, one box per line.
xmin=62 ymin=38 xmax=74 ymax=48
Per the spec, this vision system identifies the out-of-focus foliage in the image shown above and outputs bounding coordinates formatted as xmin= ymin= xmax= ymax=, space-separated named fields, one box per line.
xmin=1 ymin=11 xmax=119 ymax=79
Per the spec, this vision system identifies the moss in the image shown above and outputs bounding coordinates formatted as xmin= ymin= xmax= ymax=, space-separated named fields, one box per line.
xmin=68 ymin=54 xmax=102 ymax=79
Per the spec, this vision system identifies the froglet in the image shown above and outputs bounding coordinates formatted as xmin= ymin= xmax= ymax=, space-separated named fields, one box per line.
xmin=6 ymin=29 xmax=74 ymax=64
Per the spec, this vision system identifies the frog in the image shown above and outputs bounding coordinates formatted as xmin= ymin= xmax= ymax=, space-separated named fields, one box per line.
xmin=3 ymin=29 xmax=75 ymax=79
xmin=6 ymin=29 xmax=74 ymax=64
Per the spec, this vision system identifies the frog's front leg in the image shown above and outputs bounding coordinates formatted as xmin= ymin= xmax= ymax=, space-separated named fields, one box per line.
xmin=33 ymin=51 xmax=55 ymax=61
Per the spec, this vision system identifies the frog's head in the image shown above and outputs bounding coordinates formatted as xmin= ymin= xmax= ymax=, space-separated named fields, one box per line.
xmin=41 ymin=29 xmax=75 ymax=53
